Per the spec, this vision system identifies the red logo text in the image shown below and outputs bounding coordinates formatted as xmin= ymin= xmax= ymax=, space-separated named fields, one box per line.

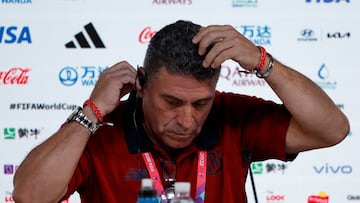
xmin=0 ymin=67 xmax=31 ymax=85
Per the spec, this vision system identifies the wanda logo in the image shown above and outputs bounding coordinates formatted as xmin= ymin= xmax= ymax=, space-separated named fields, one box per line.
xmin=0 ymin=67 xmax=31 ymax=85
xmin=138 ymin=26 xmax=157 ymax=44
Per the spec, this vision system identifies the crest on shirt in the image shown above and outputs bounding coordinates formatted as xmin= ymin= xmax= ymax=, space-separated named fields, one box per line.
xmin=124 ymin=168 xmax=148 ymax=181
xmin=207 ymin=150 xmax=222 ymax=176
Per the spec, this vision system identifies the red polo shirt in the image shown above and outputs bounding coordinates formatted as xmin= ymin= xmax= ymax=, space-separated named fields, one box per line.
xmin=62 ymin=91 xmax=293 ymax=203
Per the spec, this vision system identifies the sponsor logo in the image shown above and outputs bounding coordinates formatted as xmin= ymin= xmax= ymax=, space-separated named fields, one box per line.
xmin=1 ymin=0 xmax=32 ymax=4
xmin=0 ymin=67 xmax=31 ymax=85
xmin=3 ymin=128 xmax=16 ymax=139
xmin=58 ymin=65 xmax=108 ymax=86
xmin=139 ymin=26 xmax=157 ymax=44
xmin=3 ymin=127 xmax=42 ymax=140
xmin=348 ymin=195 xmax=360 ymax=201
xmin=0 ymin=26 xmax=31 ymax=44
xmin=313 ymin=163 xmax=352 ymax=174
xmin=327 ymin=32 xmax=350 ymax=39
xmin=316 ymin=63 xmax=337 ymax=89
xmin=152 ymin=0 xmax=192 ymax=5
xmin=306 ymin=0 xmax=350 ymax=3
xmin=232 ymin=0 xmax=258 ymax=7
xmin=264 ymin=162 xmax=287 ymax=174
xmin=251 ymin=162 xmax=263 ymax=174
xmin=4 ymin=191 xmax=14 ymax=203
xmin=266 ymin=191 xmax=285 ymax=203
xmin=297 ymin=29 xmax=318 ymax=42
xmin=336 ymin=103 xmax=344 ymax=109
xmin=3 ymin=164 xmax=18 ymax=175
xmin=251 ymin=161 xmax=288 ymax=175
xmin=308 ymin=192 xmax=329 ymax=203
xmin=236 ymin=25 xmax=271 ymax=46
xmin=297 ymin=29 xmax=350 ymax=42
xmin=9 ymin=103 xmax=77 ymax=111
xmin=220 ymin=65 xmax=267 ymax=87
xmin=65 ymin=22 xmax=105 ymax=48
xmin=59 ymin=66 xmax=77 ymax=86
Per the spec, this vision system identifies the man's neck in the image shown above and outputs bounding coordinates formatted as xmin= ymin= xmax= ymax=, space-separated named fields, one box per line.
xmin=142 ymin=123 xmax=188 ymax=159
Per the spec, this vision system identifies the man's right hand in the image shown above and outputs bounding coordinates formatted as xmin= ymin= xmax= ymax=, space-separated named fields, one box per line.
xmin=87 ymin=61 xmax=137 ymax=118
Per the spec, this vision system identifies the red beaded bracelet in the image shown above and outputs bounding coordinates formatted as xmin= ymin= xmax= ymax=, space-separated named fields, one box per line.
xmin=255 ymin=53 xmax=274 ymax=78
xmin=256 ymin=46 xmax=267 ymax=71
xmin=83 ymin=99 xmax=103 ymax=122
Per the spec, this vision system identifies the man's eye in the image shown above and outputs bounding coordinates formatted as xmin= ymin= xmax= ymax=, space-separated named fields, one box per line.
xmin=166 ymin=99 xmax=181 ymax=106
xmin=193 ymin=101 xmax=207 ymax=109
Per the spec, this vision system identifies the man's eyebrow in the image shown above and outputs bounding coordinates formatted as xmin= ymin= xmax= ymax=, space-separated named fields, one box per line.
xmin=160 ymin=94 xmax=214 ymax=103
xmin=193 ymin=96 xmax=214 ymax=103
xmin=161 ymin=94 xmax=183 ymax=102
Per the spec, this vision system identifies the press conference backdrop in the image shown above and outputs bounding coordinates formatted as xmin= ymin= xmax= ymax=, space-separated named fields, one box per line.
xmin=0 ymin=0 xmax=359 ymax=202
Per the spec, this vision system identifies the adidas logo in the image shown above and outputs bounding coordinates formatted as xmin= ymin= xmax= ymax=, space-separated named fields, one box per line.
xmin=65 ymin=22 xmax=105 ymax=48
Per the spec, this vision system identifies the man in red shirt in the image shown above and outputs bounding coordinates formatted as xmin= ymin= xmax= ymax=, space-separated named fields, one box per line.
xmin=13 ymin=20 xmax=349 ymax=203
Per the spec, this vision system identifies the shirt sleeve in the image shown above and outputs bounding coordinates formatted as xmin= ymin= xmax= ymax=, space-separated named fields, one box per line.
xmin=216 ymin=91 xmax=296 ymax=162
xmin=242 ymin=96 xmax=293 ymax=162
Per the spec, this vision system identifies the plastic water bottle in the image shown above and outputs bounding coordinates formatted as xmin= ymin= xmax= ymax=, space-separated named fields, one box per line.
xmin=169 ymin=182 xmax=194 ymax=203
xmin=137 ymin=178 xmax=158 ymax=203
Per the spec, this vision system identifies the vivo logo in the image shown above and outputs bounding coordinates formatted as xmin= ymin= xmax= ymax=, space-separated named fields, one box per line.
xmin=313 ymin=163 xmax=352 ymax=174
xmin=306 ymin=0 xmax=350 ymax=2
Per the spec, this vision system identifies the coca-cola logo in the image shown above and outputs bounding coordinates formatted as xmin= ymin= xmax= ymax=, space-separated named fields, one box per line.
xmin=138 ymin=26 xmax=157 ymax=44
xmin=0 ymin=67 xmax=31 ymax=85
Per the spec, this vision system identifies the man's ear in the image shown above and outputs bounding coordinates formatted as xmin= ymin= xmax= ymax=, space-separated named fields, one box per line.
xmin=136 ymin=66 xmax=145 ymax=97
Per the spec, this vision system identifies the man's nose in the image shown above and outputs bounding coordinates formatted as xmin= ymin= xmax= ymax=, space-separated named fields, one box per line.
xmin=176 ymin=105 xmax=194 ymax=131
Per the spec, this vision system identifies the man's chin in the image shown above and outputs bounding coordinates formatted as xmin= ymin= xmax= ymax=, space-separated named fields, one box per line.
xmin=163 ymin=138 xmax=193 ymax=150
xmin=166 ymin=142 xmax=190 ymax=149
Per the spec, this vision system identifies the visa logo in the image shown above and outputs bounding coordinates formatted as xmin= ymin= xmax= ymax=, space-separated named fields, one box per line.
xmin=0 ymin=26 xmax=32 ymax=44
xmin=306 ymin=0 xmax=350 ymax=2
xmin=313 ymin=163 xmax=352 ymax=174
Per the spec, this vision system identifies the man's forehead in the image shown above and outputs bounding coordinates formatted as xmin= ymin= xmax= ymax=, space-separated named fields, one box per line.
xmin=150 ymin=71 xmax=215 ymax=102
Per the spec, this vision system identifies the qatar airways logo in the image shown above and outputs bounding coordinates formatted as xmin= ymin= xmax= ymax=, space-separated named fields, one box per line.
xmin=219 ymin=64 xmax=267 ymax=87
xmin=0 ymin=67 xmax=31 ymax=85
xmin=138 ymin=26 xmax=157 ymax=44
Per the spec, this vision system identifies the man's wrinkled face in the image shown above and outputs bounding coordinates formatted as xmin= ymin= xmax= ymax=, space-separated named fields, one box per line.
xmin=137 ymin=67 xmax=217 ymax=150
